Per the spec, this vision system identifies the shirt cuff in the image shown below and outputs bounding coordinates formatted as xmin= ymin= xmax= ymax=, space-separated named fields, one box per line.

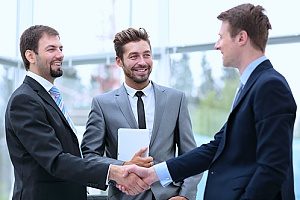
xmin=153 ymin=162 xmax=173 ymax=187
xmin=106 ymin=164 xmax=111 ymax=185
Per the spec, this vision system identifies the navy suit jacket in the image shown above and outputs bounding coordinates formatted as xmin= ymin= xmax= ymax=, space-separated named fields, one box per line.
xmin=166 ymin=60 xmax=297 ymax=200
xmin=5 ymin=76 xmax=109 ymax=200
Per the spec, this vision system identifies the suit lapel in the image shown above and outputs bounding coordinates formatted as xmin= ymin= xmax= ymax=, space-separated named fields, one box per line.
xmin=214 ymin=60 xmax=273 ymax=162
xmin=115 ymin=85 xmax=138 ymax=128
xmin=231 ymin=60 xmax=273 ymax=111
xmin=24 ymin=76 xmax=75 ymax=134
xmin=150 ymin=83 xmax=167 ymax=146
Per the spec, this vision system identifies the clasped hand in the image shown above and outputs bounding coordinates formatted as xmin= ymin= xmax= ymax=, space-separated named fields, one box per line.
xmin=116 ymin=164 xmax=158 ymax=195
xmin=109 ymin=147 xmax=158 ymax=195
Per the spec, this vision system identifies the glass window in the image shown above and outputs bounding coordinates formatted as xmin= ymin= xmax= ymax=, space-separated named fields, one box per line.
xmin=1 ymin=0 xmax=300 ymax=199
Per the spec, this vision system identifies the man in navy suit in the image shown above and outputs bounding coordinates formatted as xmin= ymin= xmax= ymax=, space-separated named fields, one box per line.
xmin=122 ymin=3 xmax=297 ymax=200
xmin=5 ymin=25 xmax=148 ymax=200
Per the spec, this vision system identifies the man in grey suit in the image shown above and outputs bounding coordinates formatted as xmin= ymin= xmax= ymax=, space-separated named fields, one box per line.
xmin=81 ymin=27 xmax=201 ymax=200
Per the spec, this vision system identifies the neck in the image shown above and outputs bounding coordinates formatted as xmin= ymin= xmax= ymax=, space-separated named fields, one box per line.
xmin=125 ymin=80 xmax=150 ymax=90
xmin=238 ymin=51 xmax=264 ymax=75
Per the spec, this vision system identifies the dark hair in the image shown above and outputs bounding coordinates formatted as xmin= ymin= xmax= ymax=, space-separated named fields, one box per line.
xmin=113 ymin=28 xmax=151 ymax=60
xmin=20 ymin=25 xmax=59 ymax=70
xmin=217 ymin=3 xmax=272 ymax=52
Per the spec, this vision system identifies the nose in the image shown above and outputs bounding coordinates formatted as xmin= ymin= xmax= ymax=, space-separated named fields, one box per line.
xmin=137 ymin=56 xmax=147 ymax=65
xmin=56 ymin=49 xmax=64 ymax=59
xmin=214 ymin=40 xmax=220 ymax=50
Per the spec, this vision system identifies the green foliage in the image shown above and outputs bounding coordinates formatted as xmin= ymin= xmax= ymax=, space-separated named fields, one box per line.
xmin=190 ymin=67 xmax=239 ymax=136
xmin=170 ymin=54 xmax=193 ymax=96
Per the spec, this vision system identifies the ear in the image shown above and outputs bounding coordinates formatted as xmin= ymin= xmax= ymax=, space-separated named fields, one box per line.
xmin=116 ymin=56 xmax=123 ymax=68
xmin=25 ymin=50 xmax=36 ymax=65
xmin=237 ymin=30 xmax=248 ymax=46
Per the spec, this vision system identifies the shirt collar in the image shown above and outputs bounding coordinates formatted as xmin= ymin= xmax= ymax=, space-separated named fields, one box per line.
xmin=240 ymin=55 xmax=267 ymax=86
xmin=27 ymin=71 xmax=54 ymax=92
xmin=124 ymin=81 xmax=153 ymax=98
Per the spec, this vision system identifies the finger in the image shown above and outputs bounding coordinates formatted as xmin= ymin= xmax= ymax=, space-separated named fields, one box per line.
xmin=141 ymin=161 xmax=153 ymax=168
xmin=133 ymin=173 xmax=149 ymax=190
xmin=141 ymin=156 xmax=153 ymax=163
xmin=123 ymin=164 xmax=138 ymax=177
xmin=134 ymin=147 xmax=148 ymax=157
xmin=122 ymin=168 xmax=129 ymax=177
xmin=126 ymin=174 xmax=147 ymax=195
xmin=116 ymin=184 xmax=132 ymax=196
xmin=116 ymin=184 xmax=126 ymax=193
xmin=136 ymin=177 xmax=150 ymax=190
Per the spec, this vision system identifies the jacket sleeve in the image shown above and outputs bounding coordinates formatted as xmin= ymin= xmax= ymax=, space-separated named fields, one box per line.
xmin=81 ymin=96 xmax=124 ymax=166
xmin=6 ymin=93 xmax=109 ymax=189
xmin=241 ymin=77 xmax=296 ymax=199
xmin=175 ymin=93 xmax=203 ymax=200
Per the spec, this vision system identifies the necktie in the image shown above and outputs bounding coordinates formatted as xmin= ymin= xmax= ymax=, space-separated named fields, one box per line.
xmin=135 ymin=91 xmax=146 ymax=129
xmin=232 ymin=83 xmax=244 ymax=108
xmin=49 ymin=86 xmax=76 ymax=133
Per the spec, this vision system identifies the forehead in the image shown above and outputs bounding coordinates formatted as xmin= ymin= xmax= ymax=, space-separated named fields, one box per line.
xmin=123 ymin=40 xmax=151 ymax=55
xmin=38 ymin=34 xmax=61 ymax=49
xmin=219 ymin=21 xmax=231 ymax=34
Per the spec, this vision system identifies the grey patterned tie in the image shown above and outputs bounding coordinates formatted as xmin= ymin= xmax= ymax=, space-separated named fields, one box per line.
xmin=232 ymin=83 xmax=244 ymax=108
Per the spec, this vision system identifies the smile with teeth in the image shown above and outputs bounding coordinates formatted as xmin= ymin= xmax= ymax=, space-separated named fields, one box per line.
xmin=134 ymin=68 xmax=147 ymax=72
xmin=52 ymin=61 xmax=62 ymax=66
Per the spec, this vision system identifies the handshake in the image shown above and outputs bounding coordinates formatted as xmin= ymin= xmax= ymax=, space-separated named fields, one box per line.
xmin=108 ymin=147 xmax=161 ymax=195
xmin=108 ymin=164 xmax=158 ymax=196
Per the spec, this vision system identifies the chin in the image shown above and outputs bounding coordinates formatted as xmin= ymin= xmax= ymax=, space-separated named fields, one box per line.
xmin=134 ymin=78 xmax=149 ymax=84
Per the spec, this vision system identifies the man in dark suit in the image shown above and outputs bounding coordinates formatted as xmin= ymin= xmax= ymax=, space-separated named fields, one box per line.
xmin=122 ymin=4 xmax=297 ymax=200
xmin=5 ymin=25 xmax=148 ymax=200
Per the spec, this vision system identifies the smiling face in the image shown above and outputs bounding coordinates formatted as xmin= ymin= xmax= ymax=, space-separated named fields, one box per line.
xmin=26 ymin=33 xmax=64 ymax=83
xmin=116 ymin=40 xmax=153 ymax=89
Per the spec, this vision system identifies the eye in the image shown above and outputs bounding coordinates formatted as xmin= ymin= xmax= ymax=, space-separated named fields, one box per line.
xmin=46 ymin=48 xmax=55 ymax=52
xmin=143 ymin=53 xmax=151 ymax=58
xmin=129 ymin=55 xmax=138 ymax=59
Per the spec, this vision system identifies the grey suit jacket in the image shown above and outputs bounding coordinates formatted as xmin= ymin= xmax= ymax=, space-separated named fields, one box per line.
xmin=81 ymin=82 xmax=201 ymax=200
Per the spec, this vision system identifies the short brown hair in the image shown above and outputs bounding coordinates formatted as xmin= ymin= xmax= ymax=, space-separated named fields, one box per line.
xmin=20 ymin=25 xmax=59 ymax=70
xmin=217 ymin=3 xmax=272 ymax=52
xmin=113 ymin=28 xmax=151 ymax=60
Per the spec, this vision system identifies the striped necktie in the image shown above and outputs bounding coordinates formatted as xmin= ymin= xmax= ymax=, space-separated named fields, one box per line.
xmin=49 ymin=86 xmax=77 ymax=133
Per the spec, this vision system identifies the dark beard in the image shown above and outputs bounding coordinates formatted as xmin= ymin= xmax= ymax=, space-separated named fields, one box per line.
xmin=50 ymin=66 xmax=63 ymax=78
xmin=132 ymin=75 xmax=149 ymax=83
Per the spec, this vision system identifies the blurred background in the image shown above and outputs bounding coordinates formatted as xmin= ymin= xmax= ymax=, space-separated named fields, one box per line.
xmin=1 ymin=0 xmax=299 ymax=199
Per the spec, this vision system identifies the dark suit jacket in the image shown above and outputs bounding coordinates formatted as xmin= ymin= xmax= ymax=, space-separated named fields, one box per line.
xmin=166 ymin=60 xmax=297 ymax=200
xmin=5 ymin=76 xmax=109 ymax=200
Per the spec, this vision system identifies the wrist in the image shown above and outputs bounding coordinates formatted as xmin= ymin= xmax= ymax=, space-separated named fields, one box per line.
xmin=108 ymin=165 xmax=121 ymax=181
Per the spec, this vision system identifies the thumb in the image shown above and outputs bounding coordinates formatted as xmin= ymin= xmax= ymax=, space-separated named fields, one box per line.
xmin=122 ymin=166 xmax=131 ymax=177
xmin=126 ymin=165 xmax=139 ymax=175
xmin=134 ymin=147 xmax=148 ymax=157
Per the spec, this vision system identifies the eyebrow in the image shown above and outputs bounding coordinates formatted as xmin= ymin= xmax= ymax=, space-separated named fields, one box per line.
xmin=129 ymin=50 xmax=151 ymax=54
xmin=45 ymin=44 xmax=63 ymax=49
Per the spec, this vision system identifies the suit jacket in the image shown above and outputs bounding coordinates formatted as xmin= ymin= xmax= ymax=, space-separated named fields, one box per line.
xmin=81 ymin=82 xmax=201 ymax=200
xmin=5 ymin=76 xmax=109 ymax=200
xmin=166 ymin=60 xmax=297 ymax=200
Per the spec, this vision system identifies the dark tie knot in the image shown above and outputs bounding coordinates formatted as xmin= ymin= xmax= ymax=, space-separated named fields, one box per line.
xmin=135 ymin=91 xmax=144 ymax=98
